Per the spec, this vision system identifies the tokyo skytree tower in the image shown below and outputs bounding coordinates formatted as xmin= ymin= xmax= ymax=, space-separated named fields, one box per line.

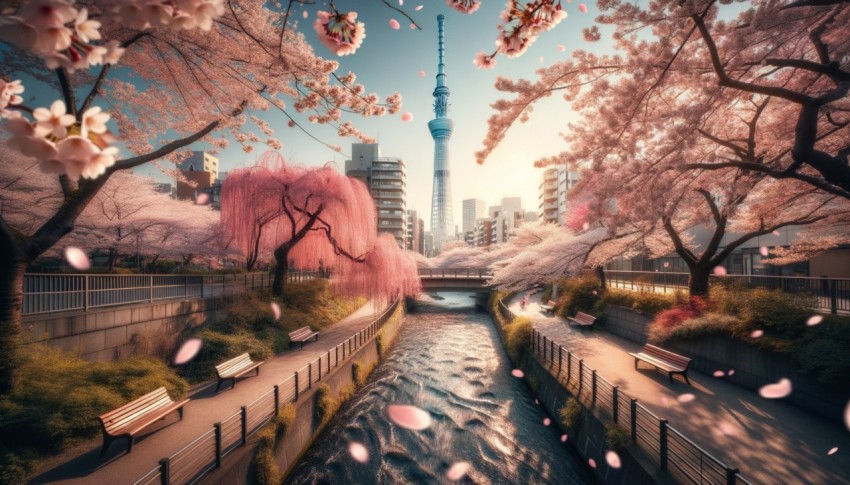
xmin=428 ymin=14 xmax=454 ymax=251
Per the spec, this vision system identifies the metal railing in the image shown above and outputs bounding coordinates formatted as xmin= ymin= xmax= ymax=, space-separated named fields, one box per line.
xmin=417 ymin=268 xmax=491 ymax=278
xmin=529 ymin=325 xmax=749 ymax=485
xmin=132 ymin=298 xmax=401 ymax=485
xmin=22 ymin=271 xmax=328 ymax=315
xmin=604 ymin=270 xmax=849 ymax=314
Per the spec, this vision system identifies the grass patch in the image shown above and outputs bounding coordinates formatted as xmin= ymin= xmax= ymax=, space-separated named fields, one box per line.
xmin=0 ymin=343 xmax=187 ymax=484
xmin=315 ymin=383 xmax=357 ymax=426
xmin=352 ymin=361 xmax=376 ymax=387
xmin=605 ymin=423 xmax=631 ymax=450
xmin=505 ymin=317 xmax=533 ymax=363
xmin=249 ymin=403 xmax=296 ymax=485
xmin=558 ymin=397 xmax=583 ymax=431
xmin=600 ymin=288 xmax=676 ymax=316
xmin=649 ymin=313 xmax=740 ymax=344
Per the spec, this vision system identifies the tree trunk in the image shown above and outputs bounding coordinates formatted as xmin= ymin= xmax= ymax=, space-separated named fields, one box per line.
xmin=688 ymin=264 xmax=711 ymax=297
xmin=272 ymin=246 xmax=290 ymax=296
xmin=0 ymin=258 xmax=27 ymax=394
xmin=594 ymin=265 xmax=607 ymax=294
xmin=106 ymin=247 xmax=116 ymax=271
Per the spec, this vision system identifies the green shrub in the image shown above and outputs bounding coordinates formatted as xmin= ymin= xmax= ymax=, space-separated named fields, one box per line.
xmin=540 ymin=285 xmax=553 ymax=304
xmin=352 ymin=361 xmax=375 ymax=387
xmin=710 ymin=286 xmax=815 ymax=341
xmin=505 ymin=317 xmax=533 ymax=363
xmin=554 ymin=276 xmax=600 ymax=318
xmin=558 ymin=397 xmax=582 ymax=430
xmin=601 ymin=289 xmax=675 ymax=315
xmin=605 ymin=423 xmax=631 ymax=449
xmin=792 ymin=316 xmax=850 ymax=386
xmin=649 ymin=313 xmax=740 ymax=344
xmin=250 ymin=439 xmax=280 ymax=485
xmin=179 ymin=329 xmax=271 ymax=383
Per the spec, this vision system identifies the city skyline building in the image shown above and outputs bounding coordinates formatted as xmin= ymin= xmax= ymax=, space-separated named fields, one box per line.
xmin=462 ymin=198 xmax=486 ymax=240
xmin=345 ymin=143 xmax=408 ymax=248
xmin=428 ymin=14 xmax=454 ymax=253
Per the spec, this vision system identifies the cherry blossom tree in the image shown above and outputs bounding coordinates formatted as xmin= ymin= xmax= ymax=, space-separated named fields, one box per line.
xmin=0 ymin=0 xmax=405 ymax=394
xmin=220 ymin=151 xmax=420 ymax=300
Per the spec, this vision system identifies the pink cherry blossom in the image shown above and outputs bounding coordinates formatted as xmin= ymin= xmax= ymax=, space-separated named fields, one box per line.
xmin=410 ymin=23 xmax=416 ymax=29
xmin=401 ymin=112 xmax=413 ymax=122
xmin=389 ymin=19 xmax=400 ymax=30
xmin=302 ymin=10 xmax=308 ymax=19
xmin=588 ymin=458 xmax=596 ymax=468
xmin=446 ymin=462 xmax=470 ymax=481
xmin=418 ymin=70 xmax=426 ymax=77
xmin=473 ymin=51 xmax=496 ymax=69
xmin=759 ymin=378 xmax=793 ymax=399
xmin=64 ymin=246 xmax=90 ymax=270
xmin=677 ymin=393 xmax=696 ymax=403
xmin=845 ymin=400 xmax=850 ymax=431
xmin=0 ymin=80 xmax=25 ymax=119
xmin=772 ymin=230 xmax=781 ymax=236
xmin=80 ymin=106 xmax=110 ymax=137
xmin=605 ymin=451 xmax=621 ymax=469
xmin=18 ymin=0 xmax=77 ymax=28
xmin=806 ymin=315 xmax=823 ymax=326
xmin=718 ymin=421 xmax=737 ymax=436
xmin=713 ymin=266 xmax=727 ymax=276
xmin=313 ymin=10 xmax=366 ymax=56
xmin=543 ymin=417 xmax=551 ymax=426
xmin=828 ymin=447 xmax=838 ymax=455
xmin=751 ymin=330 xmax=764 ymax=338
xmin=271 ymin=302 xmax=281 ymax=320
xmin=561 ymin=434 xmax=567 ymax=442
xmin=33 ymin=100 xmax=75 ymax=138
xmin=578 ymin=3 xmax=588 ymax=13
xmin=387 ymin=404 xmax=431 ymax=430
xmin=713 ymin=370 xmax=725 ymax=377
xmin=173 ymin=338 xmax=203 ymax=365
xmin=398 ymin=0 xmax=404 ymax=5
xmin=557 ymin=44 xmax=566 ymax=52
xmin=447 ymin=0 xmax=481 ymax=14
xmin=349 ymin=442 xmax=369 ymax=463
xmin=73 ymin=8 xmax=101 ymax=43
xmin=728 ymin=369 xmax=735 ymax=376
xmin=511 ymin=369 xmax=524 ymax=378
xmin=759 ymin=246 xmax=769 ymax=257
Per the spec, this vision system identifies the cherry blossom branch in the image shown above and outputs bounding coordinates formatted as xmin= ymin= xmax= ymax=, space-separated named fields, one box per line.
xmin=227 ymin=0 xmax=276 ymax=60
xmin=56 ymin=68 xmax=77 ymax=118
xmin=764 ymin=58 xmax=850 ymax=82
xmin=781 ymin=0 xmax=849 ymax=9
xmin=79 ymin=32 xmax=150 ymax=116
xmin=260 ymin=91 xmax=348 ymax=156
xmin=380 ymin=0 xmax=421 ymax=30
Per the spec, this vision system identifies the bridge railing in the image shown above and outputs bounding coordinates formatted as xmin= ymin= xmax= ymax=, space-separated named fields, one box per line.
xmin=417 ymin=268 xmax=491 ymax=278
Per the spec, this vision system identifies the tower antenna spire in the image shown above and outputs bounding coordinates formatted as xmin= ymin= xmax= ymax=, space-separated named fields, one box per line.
xmin=428 ymin=14 xmax=454 ymax=252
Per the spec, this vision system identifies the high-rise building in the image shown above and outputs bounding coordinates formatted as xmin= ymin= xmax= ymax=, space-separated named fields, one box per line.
xmin=428 ymin=15 xmax=454 ymax=253
xmin=175 ymin=151 xmax=218 ymax=200
xmin=407 ymin=209 xmax=424 ymax=255
xmin=345 ymin=143 xmax=407 ymax=248
xmin=462 ymin=198 xmax=485 ymax=240
xmin=558 ymin=169 xmax=582 ymax=223
xmin=539 ymin=167 xmax=561 ymax=223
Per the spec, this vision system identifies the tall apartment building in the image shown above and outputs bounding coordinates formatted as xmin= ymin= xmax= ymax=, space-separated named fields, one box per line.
xmin=407 ymin=209 xmax=424 ymax=255
xmin=538 ymin=166 xmax=582 ymax=224
xmin=176 ymin=151 xmax=218 ymax=200
xmin=558 ymin=168 xmax=581 ymax=223
xmin=462 ymin=198 xmax=486 ymax=244
xmin=345 ymin=143 xmax=407 ymax=248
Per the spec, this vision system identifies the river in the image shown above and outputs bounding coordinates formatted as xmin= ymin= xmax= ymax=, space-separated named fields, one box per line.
xmin=285 ymin=293 xmax=596 ymax=484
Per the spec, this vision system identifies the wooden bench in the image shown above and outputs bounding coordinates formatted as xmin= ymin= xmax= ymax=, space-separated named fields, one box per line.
xmin=288 ymin=326 xmax=319 ymax=349
xmin=215 ymin=352 xmax=264 ymax=392
xmin=568 ymin=311 xmax=596 ymax=330
xmin=540 ymin=300 xmax=557 ymax=313
xmin=97 ymin=387 xmax=188 ymax=456
xmin=629 ymin=344 xmax=692 ymax=385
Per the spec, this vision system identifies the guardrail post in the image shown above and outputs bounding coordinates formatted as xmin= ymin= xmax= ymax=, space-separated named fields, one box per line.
xmin=149 ymin=275 xmax=154 ymax=303
xmin=630 ymin=399 xmax=638 ymax=443
xmin=214 ymin=422 xmax=222 ymax=468
xmin=327 ymin=351 xmax=331 ymax=374
xmin=240 ymin=406 xmax=247 ymax=445
xmin=613 ymin=386 xmax=619 ymax=423
xmin=84 ymin=274 xmax=89 ymax=311
xmin=591 ymin=370 xmax=597 ymax=405
xmin=159 ymin=457 xmax=170 ymax=485
xmin=335 ymin=347 xmax=339 ymax=366
xmin=660 ymin=419 xmax=668 ymax=471
xmin=542 ymin=336 xmax=547 ymax=361
xmin=558 ymin=346 xmax=562 ymax=376
xmin=550 ymin=340 xmax=555 ymax=368
xmin=308 ymin=363 xmax=313 ymax=389
xmin=829 ymin=279 xmax=838 ymax=314
xmin=318 ymin=358 xmax=322 ymax=381
xmin=273 ymin=385 xmax=280 ymax=417
xmin=566 ymin=352 xmax=572 ymax=385
xmin=294 ymin=372 xmax=299 ymax=401
xmin=578 ymin=360 xmax=584 ymax=397
xmin=726 ymin=468 xmax=740 ymax=485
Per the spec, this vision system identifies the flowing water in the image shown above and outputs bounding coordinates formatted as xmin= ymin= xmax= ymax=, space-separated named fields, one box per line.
xmin=285 ymin=293 xmax=596 ymax=485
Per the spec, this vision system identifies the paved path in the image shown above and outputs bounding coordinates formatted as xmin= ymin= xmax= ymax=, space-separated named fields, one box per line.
xmin=510 ymin=291 xmax=850 ymax=485
xmin=30 ymin=301 xmax=385 ymax=485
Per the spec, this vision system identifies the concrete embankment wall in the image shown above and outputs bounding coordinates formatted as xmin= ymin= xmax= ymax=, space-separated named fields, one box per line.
xmin=203 ymin=303 xmax=407 ymax=484
xmin=22 ymin=298 xmax=219 ymax=361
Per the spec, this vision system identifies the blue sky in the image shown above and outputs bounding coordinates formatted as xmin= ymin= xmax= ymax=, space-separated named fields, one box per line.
xmin=142 ymin=1 xmax=606 ymax=228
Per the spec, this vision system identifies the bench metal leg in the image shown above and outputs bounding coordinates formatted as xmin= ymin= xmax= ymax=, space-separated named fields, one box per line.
xmin=215 ymin=379 xmax=222 ymax=392
xmin=634 ymin=358 xmax=639 ymax=369
xmin=683 ymin=372 xmax=691 ymax=385
xmin=178 ymin=407 xmax=184 ymax=420
xmin=99 ymin=436 xmax=113 ymax=457
xmin=126 ymin=436 xmax=134 ymax=454
xmin=669 ymin=372 xmax=674 ymax=384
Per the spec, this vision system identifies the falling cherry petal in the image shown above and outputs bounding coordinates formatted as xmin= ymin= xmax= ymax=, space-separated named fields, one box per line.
xmin=173 ymin=338 xmax=203 ymax=365
xmin=807 ymin=315 xmax=823 ymax=326
xmin=557 ymin=44 xmax=566 ymax=52
xmin=582 ymin=222 xmax=590 ymax=231
xmin=759 ymin=246 xmax=769 ymax=257
xmin=605 ymin=451 xmax=622 ymax=469
xmin=64 ymin=247 xmax=91 ymax=270
xmin=415 ymin=5 xmax=423 ymax=10
xmin=511 ymin=369 xmax=524 ymax=378
xmin=751 ymin=330 xmax=764 ymax=338
xmin=539 ymin=56 xmax=544 ymax=63
xmin=663 ymin=261 xmax=670 ymax=268
xmin=713 ymin=266 xmax=727 ymax=276
xmin=446 ymin=462 xmax=470 ymax=481
xmin=578 ymin=3 xmax=588 ymax=13
xmin=561 ymin=434 xmax=568 ymax=442
xmin=677 ymin=393 xmax=696 ymax=403
xmin=728 ymin=369 xmax=735 ymax=376
xmin=418 ymin=70 xmax=426 ymax=77
xmin=271 ymin=302 xmax=281 ymax=321
xmin=535 ymin=399 xmax=539 ymax=405
xmin=828 ymin=447 xmax=838 ymax=455
xmin=196 ymin=193 xmax=209 ymax=205
xmin=759 ymin=378 xmax=793 ymax=399
xmin=718 ymin=421 xmax=737 ymax=436
xmin=410 ymin=23 xmax=416 ymax=29
xmin=302 ymin=10 xmax=308 ymax=19
xmin=713 ymin=370 xmax=725 ymax=378
xmin=543 ymin=418 xmax=551 ymax=426
xmin=772 ymin=230 xmax=781 ymax=236
xmin=349 ymin=442 xmax=369 ymax=463
xmin=660 ymin=395 xmax=671 ymax=406
xmin=399 ymin=0 xmax=403 ymax=5
xmin=845 ymin=400 xmax=850 ymax=430
xmin=389 ymin=19 xmax=400 ymax=29
xmin=588 ymin=458 xmax=596 ymax=468
xmin=401 ymin=112 xmax=413 ymax=122
xmin=387 ymin=404 xmax=431 ymax=430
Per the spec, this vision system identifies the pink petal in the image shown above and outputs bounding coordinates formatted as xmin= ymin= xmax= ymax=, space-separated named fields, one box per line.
xmin=828 ymin=447 xmax=838 ymax=455
xmin=196 ymin=193 xmax=209 ymax=205
xmin=399 ymin=0 xmax=404 ymax=5
xmin=410 ymin=23 xmax=416 ymax=29
xmin=759 ymin=246 xmax=769 ymax=257
xmin=446 ymin=461 xmax=470 ymax=480
xmin=535 ymin=399 xmax=539 ymax=405
xmin=561 ymin=434 xmax=568 ymax=442
xmin=511 ymin=369 xmax=524 ymax=378
xmin=718 ymin=421 xmax=737 ymax=436
xmin=389 ymin=19 xmax=400 ymax=30
xmin=663 ymin=261 xmax=669 ymax=268
xmin=807 ymin=315 xmax=823 ymax=326
xmin=588 ymin=458 xmax=596 ymax=468
xmin=728 ymin=369 xmax=735 ymax=376
xmin=772 ymin=230 xmax=781 ymax=236
xmin=713 ymin=266 xmax=727 ymax=276
xmin=302 ymin=10 xmax=308 ymax=19
xmin=677 ymin=393 xmax=696 ymax=403
xmin=401 ymin=112 xmax=413 ymax=122
xmin=539 ymin=56 xmax=544 ymax=63
xmin=845 ymin=400 xmax=850 ymax=431
xmin=173 ymin=338 xmax=203 ymax=365
xmin=751 ymin=329 xmax=764 ymax=338
xmin=349 ymin=442 xmax=369 ymax=463
xmin=605 ymin=450 xmax=621 ymax=469
xmin=418 ymin=70 xmax=426 ymax=77
xmin=387 ymin=404 xmax=431 ymax=430
xmin=415 ymin=5 xmax=423 ymax=10
xmin=271 ymin=302 xmax=281 ymax=321
xmin=578 ymin=3 xmax=588 ymax=13
xmin=557 ymin=44 xmax=566 ymax=52
xmin=543 ymin=417 xmax=551 ymax=426
xmin=759 ymin=378 xmax=792 ymax=399
xmin=582 ymin=222 xmax=590 ymax=231
xmin=64 ymin=247 xmax=90 ymax=270
xmin=713 ymin=370 xmax=725 ymax=378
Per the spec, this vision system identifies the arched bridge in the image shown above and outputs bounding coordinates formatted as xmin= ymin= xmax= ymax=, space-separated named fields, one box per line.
xmin=418 ymin=268 xmax=492 ymax=292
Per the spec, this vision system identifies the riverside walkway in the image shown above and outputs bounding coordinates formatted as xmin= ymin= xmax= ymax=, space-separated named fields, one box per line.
xmin=29 ymin=301 xmax=386 ymax=485
xmin=509 ymin=291 xmax=850 ymax=485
